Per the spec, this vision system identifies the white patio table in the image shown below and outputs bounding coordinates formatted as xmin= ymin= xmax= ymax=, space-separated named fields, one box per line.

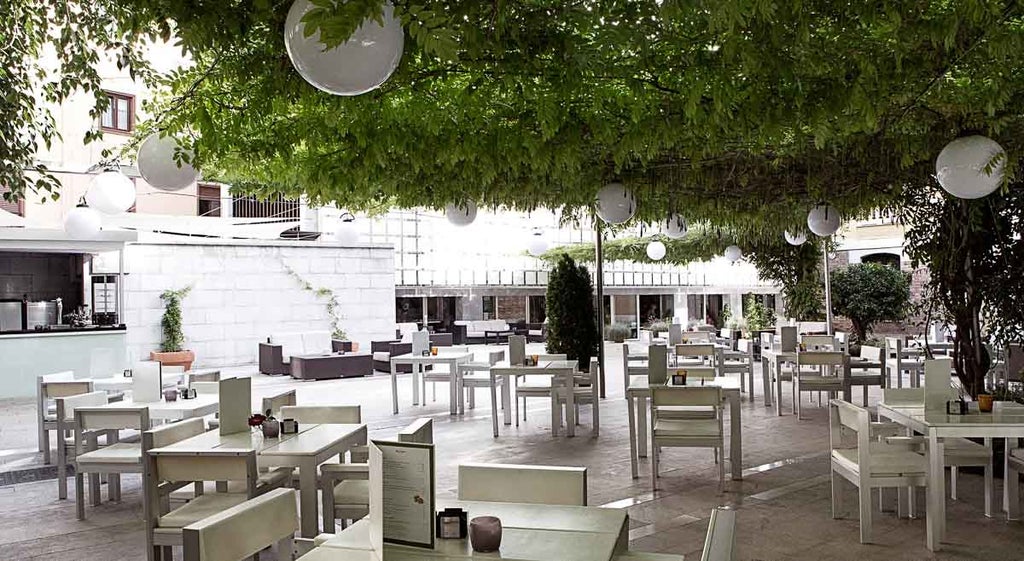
xmin=626 ymin=375 xmax=743 ymax=481
xmin=94 ymin=392 xmax=218 ymax=421
xmin=877 ymin=402 xmax=1024 ymax=551
xmin=309 ymin=499 xmax=628 ymax=561
xmin=489 ymin=360 xmax=587 ymax=437
xmin=148 ymin=422 xmax=366 ymax=538
xmin=390 ymin=351 xmax=474 ymax=416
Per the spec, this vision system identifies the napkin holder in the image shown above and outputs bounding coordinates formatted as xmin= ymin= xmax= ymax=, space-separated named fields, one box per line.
xmin=281 ymin=418 xmax=299 ymax=434
xmin=436 ymin=507 xmax=467 ymax=539
xmin=946 ymin=399 xmax=967 ymax=415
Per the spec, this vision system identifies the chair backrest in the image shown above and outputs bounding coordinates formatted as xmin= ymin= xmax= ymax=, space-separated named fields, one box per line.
xmin=700 ymin=507 xmax=737 ymax=561
xmin=485 ymin=349 xmax=505 ymax=365
xmin=681 ymin=331 xmax=711 ymax=343
xmin=261 ymin=389 xmax=297 ymax=418
xmin=736 ymin=339 xmax=751 ymax=354
xmin=651 ymin=385 xmax=722 ymax=408
xmin=190 ymin=381 xmax=219 ymax=396
xmin=56 ymin=391 xmax=109 ymax=422
xmin=41 ymin=370 xmax=76 ymax=383
xmin=182 ymin=488 xmax=297 ymax=561
xmin=280 ymin=405 xmax=361 ymax=424
xmin=397 ymin=418 xmax=433 ymax=444
xmin=760 ymin=333 xmax=774 ymax=352
xmin=143 ymin=417 xmax=207 ymax=450
xmin=537 ymin=353 xmax=568 ymax=361
xmin=76 ymin=405 xmax=150 ymax=432
xmin=190 ymin=370 xmax=221 ymax=384
xmin=675 ymin=343 xmax=715 ymax=359
xmin=883 ymin=388 xmax=924 ymax=406
xmin=43 ymin=380 xmax=94 ymax=399
xmin=458 ymin=463 xmax=587 ymax=506
xmin=885 ymin=337 xmax=903 ymax=358
xmin=801 ymin=335 xmax=836 ymax=351
xmin=164 ymin=365 xmax=187 ymax=376
xmin=796 ymin=351 xmax=846 ymax=368
xmin=148 ymin=450 xmax=259 ymax=490
xmin=859 ymin=345 xmax=883 ymax=361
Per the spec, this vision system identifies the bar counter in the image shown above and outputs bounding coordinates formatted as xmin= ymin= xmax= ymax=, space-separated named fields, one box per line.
xmin=0 ymin=326 xmax=128 ymax=399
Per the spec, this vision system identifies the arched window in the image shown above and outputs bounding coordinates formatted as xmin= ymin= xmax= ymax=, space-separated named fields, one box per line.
xmin=860 ymin=252 xmax=900 ymax=268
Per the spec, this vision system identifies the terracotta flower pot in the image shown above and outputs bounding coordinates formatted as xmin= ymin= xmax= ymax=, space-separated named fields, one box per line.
xmin=150 ymin=350 xmax=196 ymax=371
xmin=978 ymin=394 xmax=994 ymax=413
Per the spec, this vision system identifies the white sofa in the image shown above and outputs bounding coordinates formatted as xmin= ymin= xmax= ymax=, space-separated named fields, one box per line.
xmin=453 ymin=320 xmax=512 ymax=344
xmin=270 ymin=331 xmax=334 ymax=362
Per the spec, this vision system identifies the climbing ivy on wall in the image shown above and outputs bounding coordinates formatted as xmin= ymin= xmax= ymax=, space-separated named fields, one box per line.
xmin=282 ymin=261 xmax=347 ymax=340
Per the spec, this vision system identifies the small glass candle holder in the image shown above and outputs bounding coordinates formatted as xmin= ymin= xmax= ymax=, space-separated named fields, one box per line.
xmin=469 ymin=516 xmax=502 ymax=552
xmin=431 ymin=347 xmax=439 ymax=356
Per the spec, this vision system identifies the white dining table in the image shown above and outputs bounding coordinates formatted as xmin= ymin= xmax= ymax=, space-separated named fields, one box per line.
xmin=149 ymin=422 xmax=366 ymax=538
xmin=626 ymin=375 xmax=743 ymax=480
xmin=391 ymin=352 xmax=474 ymax=416
xmin=93 ymin=392 xmax=219 ymax=420
xmin=877 ymin=402 xmax=1024 ymax=551
xmin=309 ymin=499 xmax=628 ymax=561
xmin=489 ymin=360 xmax=588 ymax=437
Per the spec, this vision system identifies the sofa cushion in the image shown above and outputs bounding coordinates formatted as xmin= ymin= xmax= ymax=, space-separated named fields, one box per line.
xmin=528 ymin=329 xmax=543 ymax=337
xmin=271 ymin=333 xmax=305 ymax=361
xmin=302 ymin=331 xmax=334 ymax=355
xmin=372 ymin=352 xmax=391 ymax=362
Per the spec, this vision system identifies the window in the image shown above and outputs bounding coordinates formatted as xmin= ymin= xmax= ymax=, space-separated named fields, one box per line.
xmin=197 ymin=184 xmax=222 ymax=217
xmin=100 ymin=91 xmax=134 ymax=133
xmin=482 ymin=296 xmax=496 ymax=320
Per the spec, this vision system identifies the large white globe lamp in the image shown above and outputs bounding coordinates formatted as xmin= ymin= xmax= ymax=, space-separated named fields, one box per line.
xmin=595 ymin=183 xmax=636 ymax=224
xmin=784 ymin=230 xmax=807 ymax=246
xmin=85 ymin=171 xmax=135 ymax=215
xmin=284 ymin=0 xmax=404 ymax=96
xmin=724 ymin=245 xmax=742 ymax=263
xmin=662 ymin=214 xmax=688 ymax=239
xmin=137 ymin=134 xmax=197 ymax=191
xmin=445 ymin=201 xmax=477 ymax=226
xmin=646 ymin=240 xmax=667 ymax=261
xmin=527 ymin=231 xmax=549 ymax=257
xmin=807 ymin=204 xmax=841 ymax=236
xmin=65 ymin=206 xmax=102 ymax=239
xmin=935 ymin=135 xmax=1006 ymax=199
xmin=335 ymin=213 xmax=358 ymax=244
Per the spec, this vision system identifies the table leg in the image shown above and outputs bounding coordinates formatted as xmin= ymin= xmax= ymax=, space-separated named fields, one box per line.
xmin=926 ymin=433 xmax=944 ymax=551
xmin=730 ymin=392 xmax=742 ymax=481
xmin=592 ymin=374 xmax=600 ymax=436
xmin=449 ymin=360 xmax=459 ymax=416
xmin=984 ymin=437 xmax=993 ymax=517
xmin=501 ymin=374 xmax=512 ymax=425
xmin=298 ymin=457 xmax=319 ymax=538
xmin=391 ymin=361 xmax=399 ymax=415
xmin=550 ymin=387 xmax=561 ymax=438
xmin=637 ymin=395 xmax=648 ymax=458
xmin=412 ymin=364 xmax=421 ymax=406
xmin=490 ymin=372 xmax=499 ymax=438
xmin=627 ymin=391 xmax=638 ymax=479
xmin=775 ymin=357 xmax=784 ymax=416
xmin=566 ymin=374 xmax=577 ymax=438
xmin=761 ymin=355 xmax=772 ymax=407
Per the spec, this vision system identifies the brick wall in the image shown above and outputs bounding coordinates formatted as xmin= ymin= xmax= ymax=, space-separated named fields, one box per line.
xmin=496 ymin=295 xmax=527 ymax=321
xmin=120 ymin=241 xmax=395 ymax=367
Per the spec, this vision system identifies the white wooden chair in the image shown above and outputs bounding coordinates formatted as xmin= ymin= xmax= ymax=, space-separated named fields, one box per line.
xmin=834 ymin=332 xmax=850 ymax=354
xmin=800 ymin=334 xmax=836 ymax=351
xmin=673 ymin=343 xmax=717 ymax=370
xmin=1001 ymin=403 xmax=1024 ymax=520
xmin=279 ymin=405 xmax=365 ymax=483
xmin=624 ymin=343 xmax=648 ymax=398
xmin=829 ymin=399 xmax=927 ymax=543
xmin=146 ymin=418 xmax=208 ymax=508
xmin=189 ymin=370 xmax=221 ymax=384
xmin=719 ymin=339 xmax=754 ymax=394
xmin=73 ymin=405 xmax=149 ymax=520
xmin=54 ymin=390 xmax=109 ymax=500
xmin=516 ymin=353 xmax=568 ymax=421
xmin=461 ymin=348 xmax=506 ymax=411
xmin=551 ymin=358 xmax=600 ymax=435
xmin=182 ymin=488 xmax=297 ymax=561
xmin=38 ymin=375 xmax=92 ymax=465
xmin=321 ymin=419 xmax=433 ymax=532
xmin=261 ymin=389 xmax=297 ymax=418
xmin=144 ymin=448 xmax=263 ymax=561
xmin=458 ymin=463 xmax=588 ymax=506
xmin=650 ymin=385 xmax=725 ymax=491
xmin=848 ymin=345 xmax=885 ymax=405
xmin=885 ymin=337 xmax=924 ymax=389
xmin=682 ymin=331 xmax=712 ymax=343
xmin=793 ymin=351 xmax=848 ymax=420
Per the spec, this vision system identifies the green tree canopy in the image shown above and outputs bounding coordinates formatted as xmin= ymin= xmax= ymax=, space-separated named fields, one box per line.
xmin=830 ymin=263 xmax=911 ymax=344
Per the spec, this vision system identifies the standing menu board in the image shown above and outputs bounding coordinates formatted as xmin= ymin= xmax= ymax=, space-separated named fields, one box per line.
xmin=370 ymin=439 xmax=436 ymax=549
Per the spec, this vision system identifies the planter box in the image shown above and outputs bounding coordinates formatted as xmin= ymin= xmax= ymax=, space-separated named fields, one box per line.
xmin=151 ymin=350 xmax=195 ymax=371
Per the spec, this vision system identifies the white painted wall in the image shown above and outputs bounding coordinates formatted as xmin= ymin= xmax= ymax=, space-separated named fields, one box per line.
xmin=118 ymin=239 xmax=395 ymax=367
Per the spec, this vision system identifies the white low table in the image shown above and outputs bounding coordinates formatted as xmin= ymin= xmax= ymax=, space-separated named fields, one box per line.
xmin=626 ymin=375 xmax=743 ymax=481
xmin=149 ymin=422 xmax=366 ymax=538
xmin=490 ymin=360 xmax=590 ymax=437
xmin=391 ymin=352 xmax=474 ymax=416
xmin=877 ymin=402 xmax=1024 ymax=551
xmin=312 ymin=499 xmax=628 ymax=561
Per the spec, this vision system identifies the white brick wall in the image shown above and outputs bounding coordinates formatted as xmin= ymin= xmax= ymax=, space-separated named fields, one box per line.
xmin=122 ymin=240 xmax=395 ymax=367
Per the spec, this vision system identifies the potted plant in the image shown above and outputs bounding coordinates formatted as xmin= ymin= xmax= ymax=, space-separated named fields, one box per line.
xmin=605 ymin=323 xmax=632 ymax=343
xmin=150 ymin=286 xmax=195 ymax=370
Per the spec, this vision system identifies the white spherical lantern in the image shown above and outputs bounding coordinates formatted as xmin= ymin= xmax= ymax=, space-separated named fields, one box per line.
xmin=662 ymin=214 xmax=688 ymax=239
xmin=65 ymin=206 xmax=102 ymax=239
xmin=335 ymin=214 xmax=359 ymax=245
xmin=724 ymin=245 xmax=742 ymax=263
xmin=784 ymin=230 xmax=807 ymax=246
xmin=527 ymin=232 xmax=549 ymax=257
xmin=595 ymin=183 xmax=636 ymax=224
xmin=85 ymin=171 xmax=135 ymax=215
xmin=137 ymin=134 xmax=197 ymax=191
xmin=935 ymin=135 xmax=1006 ymax=199
xmin=807 ymin=204 xmax=841 ymax=236
xmin=284 ymin=0 xmax=404 ymax=96
xmin=646 ymin=240 xmax=667 ymax=261
xmin=445 ymin=201 xmax=477 ymax=227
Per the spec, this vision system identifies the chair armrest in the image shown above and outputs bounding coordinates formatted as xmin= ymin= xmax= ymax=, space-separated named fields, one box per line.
xmin=389 ymin=342 xmax=413 ymax=357
xmin=349 ymin=444 xmax=369 ymax=464
xmin=332 ymin=340 xmax=355 ymax=353
xmin=320 ymin=462 xmax=370 ymax=485
xmin=258 ymin=343 xmax=288 ymax=375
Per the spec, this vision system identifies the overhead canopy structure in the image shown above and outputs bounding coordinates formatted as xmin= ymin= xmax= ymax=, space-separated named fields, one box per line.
xmin=0 ymin=210 xmax=26 ymax=228
xmin=0 ymin=227 xmax=137 ymax=254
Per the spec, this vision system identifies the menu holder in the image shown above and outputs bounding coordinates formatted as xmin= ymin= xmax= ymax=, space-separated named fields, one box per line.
xmin=509 ymin=335 xmax=526 ymax=366
xmin=777 ymin=326 xmax=798 ymax=352
xmin=412 ymin=330 xmax=430 ymax=356
xmin=132 ymin=361 xmax=162 ymax=403
xmin=924 ymin=358 xmax=954 ymax=414
xmin=648 ymin=344 xmax=668 ymax=385
xmin=370 ymin=439 xmax=436 ymax=550
xmin=219 ymin=376 xmax=251 ymax=435
xmin=668 ymin=324 xmax=683 ymax=346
